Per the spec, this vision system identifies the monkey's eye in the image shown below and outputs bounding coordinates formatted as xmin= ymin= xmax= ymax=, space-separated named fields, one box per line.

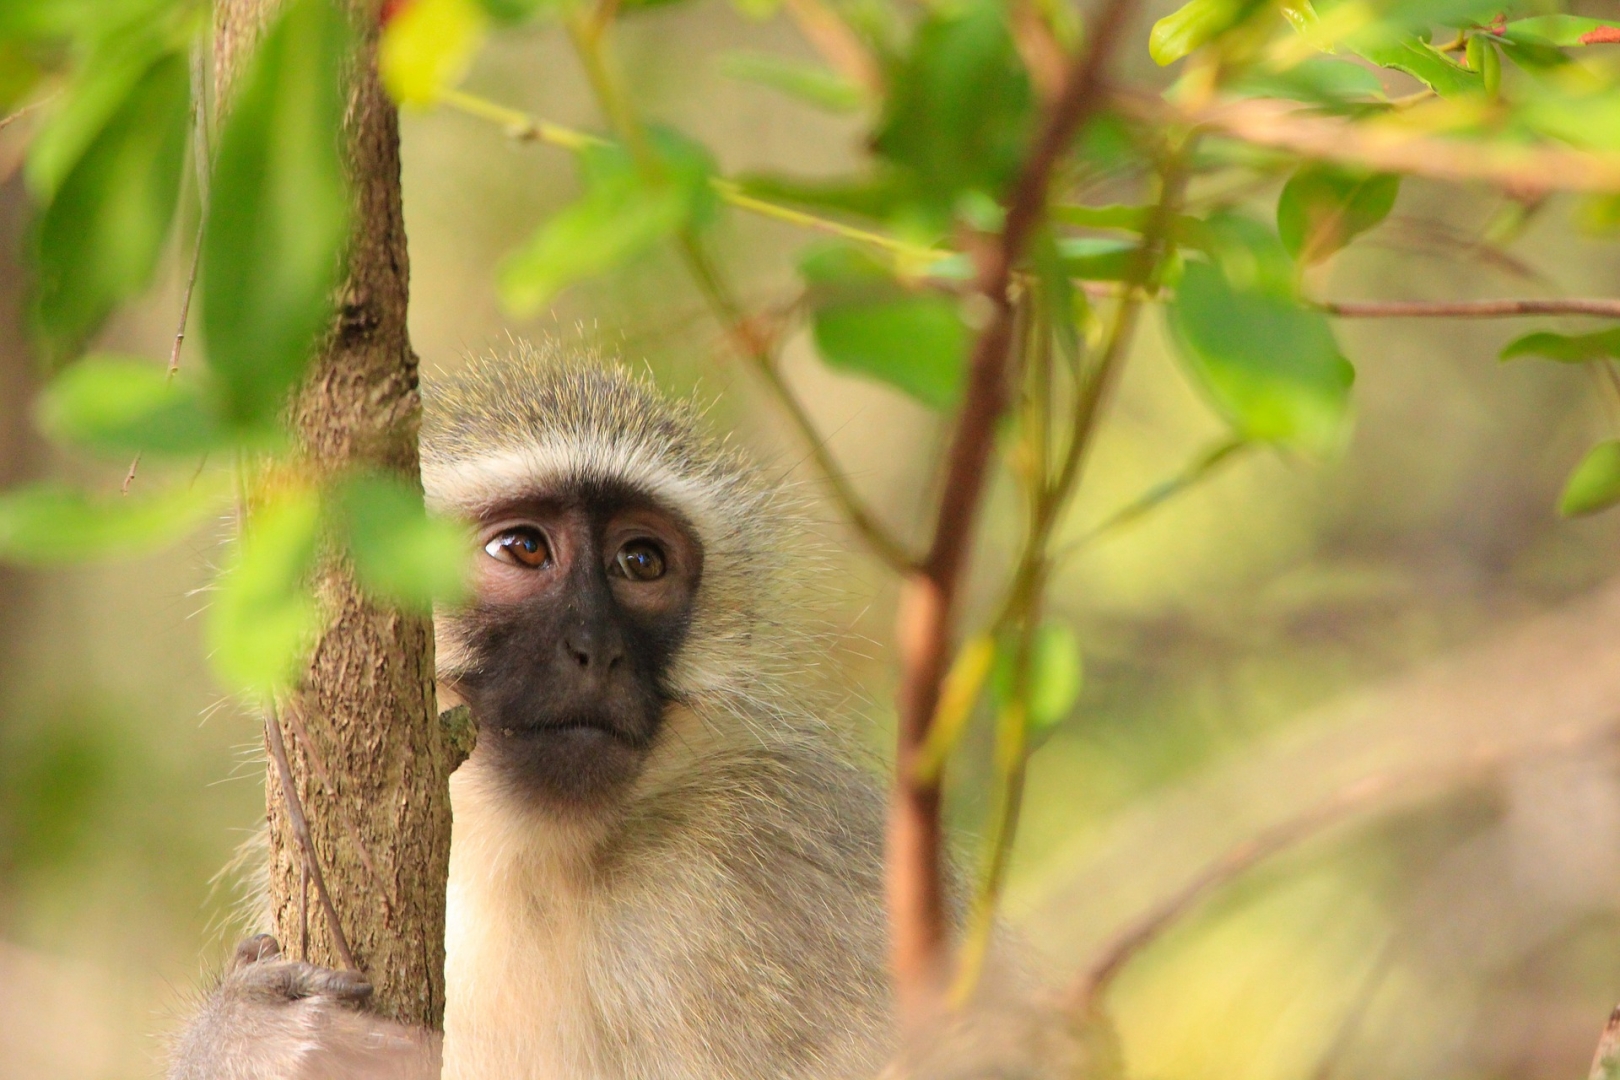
xmin=485 ymin=527 xmax=551 ymax=568
xmin=615 ymin=540 xmax=666 ymax=581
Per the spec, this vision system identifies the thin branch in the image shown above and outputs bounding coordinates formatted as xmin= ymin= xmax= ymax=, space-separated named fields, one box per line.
xmin=780 ymin=0 xmax=882 ymax=97
xmin=887 ymin=0 xmax=1141 ymax=1024
xmin=0 ymin=92 xmax=55 ymax=135
xmin=1322 ymin=298 xmax=1620 ymax=319
xmin=265 ymin=702 xmax=359 ymax=973
xmin=1066 ymin=727 xmax=1620 ymax=1017
xmin=1590 ymin=1003 xmax=1620 ymax=1080
xmin=1055 ymin=436 xmax=1249 ymax=560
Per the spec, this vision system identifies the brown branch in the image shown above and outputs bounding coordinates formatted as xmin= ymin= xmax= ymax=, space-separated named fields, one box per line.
xmin=1322 ymin=298 xmax=1620 ymax=319
xmin=886 ymin=0 xmax=1140 ymax=1028
xmin=266 ymin=702 xmax=359 ymax=973
xmin=1066 ymin=724 xmax=1620 ymax=1017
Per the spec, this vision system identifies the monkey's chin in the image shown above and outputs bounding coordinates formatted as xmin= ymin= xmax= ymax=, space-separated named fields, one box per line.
xmin=483 ymin=717 xmax=652 ymax=810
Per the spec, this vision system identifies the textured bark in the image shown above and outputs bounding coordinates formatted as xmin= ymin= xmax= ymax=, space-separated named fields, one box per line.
xmin=215 ymin=0 xmax=452 ymax=1030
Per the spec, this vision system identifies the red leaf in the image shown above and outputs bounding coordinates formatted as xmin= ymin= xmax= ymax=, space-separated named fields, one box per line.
xmin=1580 ymin=26 xmax=1620 ymax=44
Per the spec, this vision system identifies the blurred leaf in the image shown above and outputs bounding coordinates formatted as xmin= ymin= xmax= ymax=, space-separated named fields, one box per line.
xmin=1148 ymin=0 xmax=1255 ymax=65
xmin=35 ymin=354 xmax=246 ymax=455
xmin=380 ymin=0 xmax=487 ymax=107
xmin=31 ymin=49 xmax=189 ymax=362
xmin=501 ymin=130 xmax=717 ymax=315
xmin=335 ymin=473 xmax=471 ymax=609
xmin=1518 ymin=87 xmax=1620 ymax=152
xmin=1190 ymin=211 xmax=1296 ymax=296
xmin=1559 ymin=440 xmax=1620 ymax=517
xmin=1230 ymin=57 xmax=1388 ymax=105
xmin=1502 ymin=16 xmax=1620 ymax=48
xmin=800 ymin=243 xmax=966 ymax=408
xmin=1027 ymin=621 xmax=1082 ymax=734
xmin=0 ymin=479 xmax=227 ymax=565
xmin=1276 ymin=165 xmax=1399 ymax=264
xmin=727 ymin=0 xmax=781 ymax=17
xmin=916 ymin=633 xmax=996 ymax=779
xmin=209 ymin=485 xmax=321 ymax=694
xmin=719 ymin=52 xmax=864 ymax=113
xmin=873 ymin=0 xmax=1033 ymax=224
xmin=734 ymin=173 xmax=899 ymax=222
xmin=202 ymin=0 xmax=351 ymax=425
xmin=0 ymin=43 xmax=43 ymax=113
xmin=1168 ymin=259 xmax=1354 ymax=455
xmin=1466 ymin=34 xmax=1500 ymax=96
xmin=469 ymin=0 xmax=557 ymax=22
xmin=1054 ymin=204 xmax=1151 ymax=232
xmin=1501 ymin=328 xmax=1620 ymax=364
xmin=1350 ymin=37 xmax=1481 ymax=96
xmin=1058 ymin=237 xmax=1140 ymax=281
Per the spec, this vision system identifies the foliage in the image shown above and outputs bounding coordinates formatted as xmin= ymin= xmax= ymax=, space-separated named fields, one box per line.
xmin=10 ymin=0 xmax=1620 ymax=1049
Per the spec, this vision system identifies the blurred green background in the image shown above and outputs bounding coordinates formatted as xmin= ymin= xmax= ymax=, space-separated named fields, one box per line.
xmin=8 ymin=3 xmax=1620 ymax=1077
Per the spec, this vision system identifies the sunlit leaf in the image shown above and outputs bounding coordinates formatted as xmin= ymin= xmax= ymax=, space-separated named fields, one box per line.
xmin=335 ymin=473 xmax=471 ymax=610
xmin=209 ymin=485 xmax=321 ymax=693
xmin=500 ymin=131 xmax=717 ymax=315
xmin=31 ymin=50 xmax=189 ymax=362
xmin=1501 ymin=328 xmax=1620 ymax=364
xmin=0 ymin=479 xmax=227 ymax=565
xmin=800 ymin=244 xmax=966 ymax=409
xmin=1027 ymin=621 xmax=1082 ymax=734
xmin=719 ymin=52 xmax=864 ymax=113
xmin=1503 ymin=16 xmax=1620 ymax=48
xmin=1560 ymin=441 xmax=1620 ymax=517
xmin=916 ymin=634 xmax=996 ymax=779
xmin=1276 ymin=165 xmax=1399 ymax=264
xmin=202 ymin=0 xmax=351 ymax=424
xmin=873 ymin=0 xmax=1033 ymax=224
xmin=1168 ymin=258 xmax=1354 ymax=455
xmin=1230 ymin=57 xmax=1388 ymax=105
xmin=1148 ymin=0 xmax=1250 ymax=65
xmin=1350 ymin=37 xmax=1481 ymax=96
xmin=1191 ymin=211 xmax=1295 ymax=296
xmin=35 ymin=354 xmax=249 ymax=455
xmin=379 ymin=0 xmax=487 ymax=107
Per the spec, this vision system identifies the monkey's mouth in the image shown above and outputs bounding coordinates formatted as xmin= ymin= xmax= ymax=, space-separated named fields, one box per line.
xmin=496 ymin=712 xmax=652 ymax=751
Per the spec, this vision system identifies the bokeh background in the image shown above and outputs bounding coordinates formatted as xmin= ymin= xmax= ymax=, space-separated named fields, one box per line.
xmin=7 ymin=2 xmax=1620 ymax=1077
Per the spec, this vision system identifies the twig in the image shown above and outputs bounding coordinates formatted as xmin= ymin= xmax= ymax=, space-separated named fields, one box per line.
xmin=1065 ymin=726 xmax=1619 ymax=1016
xmin=0 ymin=93 xmax=54 ymax=135
xmin=1055 ymin=436 xmax=1249 ymax=560
xmin=1321 ymin=298 xmax=1620 ymax=318
xmin=1591 ymin=1003 xmax=1620 ymax=1080
xmin=887 ymin=0 xmax=1141 ymax=1025
xmin=265 ymin=702 xmax=359 ymax=972
xmin=780 ymin=0 xmax=882 ymax=97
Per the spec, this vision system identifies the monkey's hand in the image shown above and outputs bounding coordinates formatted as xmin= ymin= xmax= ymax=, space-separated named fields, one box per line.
xmin=169 ymin=935 xmax=441 ymax=1080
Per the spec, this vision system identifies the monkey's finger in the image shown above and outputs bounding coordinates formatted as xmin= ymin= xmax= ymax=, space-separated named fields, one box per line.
xmin=230 ymin=934 xmax=282 ymax=970
xmin=294 ymin=965 xmax=375 ymax=1005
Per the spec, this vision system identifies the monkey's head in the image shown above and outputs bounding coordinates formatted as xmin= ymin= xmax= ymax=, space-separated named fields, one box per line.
xmin=421 ymin=341 xmax=799 ymax=814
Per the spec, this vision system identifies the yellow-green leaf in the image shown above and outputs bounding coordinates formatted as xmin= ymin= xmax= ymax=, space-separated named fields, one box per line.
xmin=1560 ymin=441 xmax=1620 ymax=517
xmin=0 ymin=478 xmax=228 ymax=565
xmin=380 ymin=0 xmax=488 ymax=107
xmin=335 ymin=473 xmax=471 ymax=610
xmin=208 ymin=485 xmax=321 ymax=694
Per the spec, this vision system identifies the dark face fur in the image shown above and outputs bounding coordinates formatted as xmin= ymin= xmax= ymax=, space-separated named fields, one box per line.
xmin=446 ymin=481 xmax=702 ymax=810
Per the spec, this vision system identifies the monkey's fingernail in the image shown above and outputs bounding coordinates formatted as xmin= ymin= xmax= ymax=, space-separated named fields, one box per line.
xmin=233 ymin=934 xmax=281 ymax=969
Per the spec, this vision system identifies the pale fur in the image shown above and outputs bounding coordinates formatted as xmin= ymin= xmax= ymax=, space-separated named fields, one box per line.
xmin=424 ymin=343 xmax=894 ymax=1079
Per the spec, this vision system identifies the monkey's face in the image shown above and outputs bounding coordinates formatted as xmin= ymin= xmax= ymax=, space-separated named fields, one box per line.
xmin=444 ymin=482 xmax=703 ymax=810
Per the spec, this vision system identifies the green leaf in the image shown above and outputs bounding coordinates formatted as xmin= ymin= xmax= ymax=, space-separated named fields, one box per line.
xmin=1191 ymin=210 xmax=1296 ymax=296
xmin=1057 ymin=237 xmax=1140 ymax=281
xmin=1027 ymin=621 xmax=1082 ymax=735
xmin=719 ymin=52 xmax=864 ymax=113
xmin=1229 ymin=57 xmax=1388 ymax=105
xmin=208 ymin=485 xmax=321 ymax=694
xmin=379 ymin=0 xmax=487 ymax=107
xmin=1276 ymin=164 xmax=1399 ymax=264
xmin=873 ymin=0 xmax=1033 ymax=225
xmin=500 ymin=131 xmax=717 ymax=315
xmin=1168 ymin=259 xmax=1354 ymax=455
xmin=1560 ymin=441 xmax=1620 ymax=517
xmin=202 ymin=0 xmax=351 ymax=424
xmin=1503 ymin=16 xmax=1620 ymax=48
xmin=1150 ymin=0 xmax=1240 ymax=65
xmin=801 ymin=244 xmax=966 ymax=409
xmin=35 ymin=354 xmax=248 ymax=455
xmin=1501 ymin=328 xmax=1620 ymax=364
xmin=0 ymin=479 xmax=227 ymax=565
xmin=31 ymin=50 xmax=189 ymax=362
xmin=1350 ymin=37 xmax=1482 ymax=96
xmin=335 ymin=473 xmax=471 ymax=610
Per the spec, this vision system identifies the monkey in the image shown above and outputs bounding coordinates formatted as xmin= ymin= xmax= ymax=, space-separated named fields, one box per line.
xmin=172 ymin=341 xmax=897 ymax=1079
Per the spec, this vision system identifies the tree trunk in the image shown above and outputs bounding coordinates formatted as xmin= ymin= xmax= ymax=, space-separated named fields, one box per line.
xmin=215 ymin=0 xmax=452 ymax=1030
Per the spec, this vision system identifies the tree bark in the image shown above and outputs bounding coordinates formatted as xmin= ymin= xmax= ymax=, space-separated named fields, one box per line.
xmin=215 ymin=0 xmax=452 ymax=1030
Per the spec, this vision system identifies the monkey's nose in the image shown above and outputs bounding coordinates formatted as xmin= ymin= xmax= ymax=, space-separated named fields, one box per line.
xmin=562 ymin=632 xmax=623 ymax=671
